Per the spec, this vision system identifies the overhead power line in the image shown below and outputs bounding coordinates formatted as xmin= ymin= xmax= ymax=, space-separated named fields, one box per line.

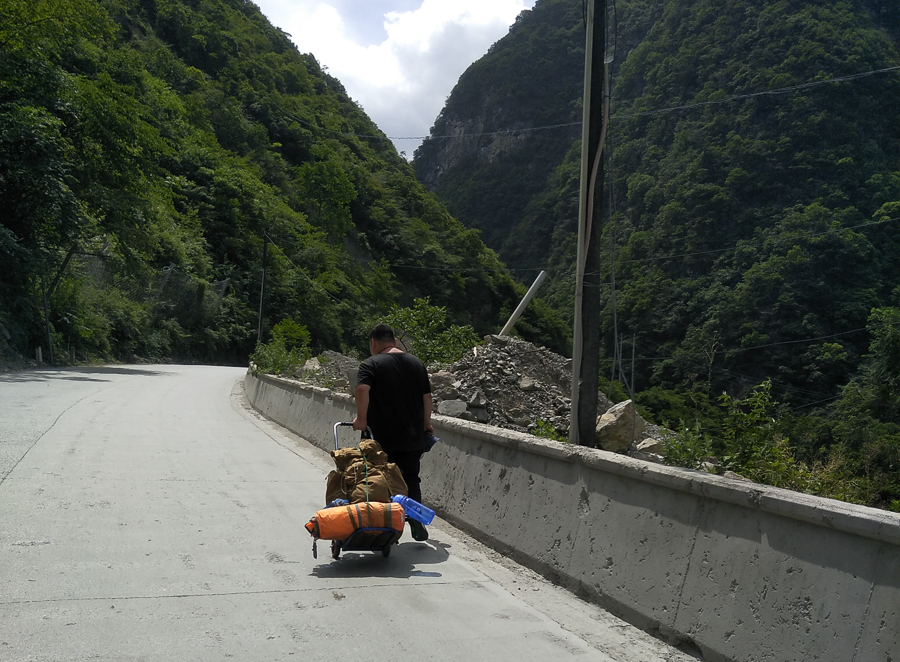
xmin=281 ymin=65 xmax=900 ymax=142
xmin=615 ymin=65 xmax=900 ymax=118
xmin=619 ymin=215 xmax=900 ymax=265
xmin=378 ymin=214 xmax=900 ymax=275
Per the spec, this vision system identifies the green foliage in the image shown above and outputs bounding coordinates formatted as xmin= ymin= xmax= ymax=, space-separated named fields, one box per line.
xmin=413 ymin=0 xmax=900 ymax=509
xmin=250 ymin=319 xmax=310 ymax=376
xmin=249 ymin=336 xmax=307 ymax=377
xmin=662 ymin=422 xmax=713 ymax=471
xmin=379 ymin=297 xmax=481 ymax=369
xmin=659 ymin=379 xmax=874 ymax=504
xmin=710 ymin=380 xmax=820 ymax=490
xmin=271 ymin=318 xmax=311 ymax=352
xmin=857 ymin=305 xmax=900 ymax=421
xmin=294 ymin=154 xmax=356 ymax=241
xmin=0 ymin=0 xmax=113 ymax=54
xmin=533 ymin=419 xmax=567 ymax=443
xmin=636 ymin=384 xmax=717 ymax=429
xmin=599 ymin=375 xmax=632 ymax=404
xmin=0 ymin=0 xmax=566 ymax=368
xmin=822 ymin=304 xmax=900 ymax=508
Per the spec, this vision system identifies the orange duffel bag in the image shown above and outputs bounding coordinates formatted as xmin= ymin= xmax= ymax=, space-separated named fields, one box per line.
xmin=304 ymin=501 xmax=405 ymax=540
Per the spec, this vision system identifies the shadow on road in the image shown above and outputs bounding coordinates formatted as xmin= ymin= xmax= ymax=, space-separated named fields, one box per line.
xmin=0 ymin=365 xmax=170 ymax=383
xmin=309 ymin=538 xmax=451 ymax=580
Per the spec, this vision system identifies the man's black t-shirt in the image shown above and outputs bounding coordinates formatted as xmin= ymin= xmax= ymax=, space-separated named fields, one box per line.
xmin=357 ymin=351 xmax=431 ymax=453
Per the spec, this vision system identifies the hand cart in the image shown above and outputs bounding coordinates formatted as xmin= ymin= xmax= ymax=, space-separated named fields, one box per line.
xmin=327 ymin=422 xmax=403 ymax=559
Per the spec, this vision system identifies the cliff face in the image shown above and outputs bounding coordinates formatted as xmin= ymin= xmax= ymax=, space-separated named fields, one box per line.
xmin=411 ymin=0 xmax=663 ymax=273
xmin=412 ymin=0 xmax=587 ymax=264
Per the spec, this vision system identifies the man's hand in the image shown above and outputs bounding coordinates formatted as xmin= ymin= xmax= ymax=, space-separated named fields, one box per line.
xmin=353 ymin=384 xmax=370 ymax=431
xmin=423 ymin=392 xmax=433 ymax=433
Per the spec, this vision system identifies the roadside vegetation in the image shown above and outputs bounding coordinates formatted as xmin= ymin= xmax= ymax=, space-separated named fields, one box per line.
xmin=0 ymin=0 xmax=569 ymax=372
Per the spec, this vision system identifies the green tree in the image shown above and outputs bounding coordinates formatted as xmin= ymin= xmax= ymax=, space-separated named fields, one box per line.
xmin=294 ymin=155 xmax=356 ymax=241
xmin=379 ymin=297 xmax=481 ymax=369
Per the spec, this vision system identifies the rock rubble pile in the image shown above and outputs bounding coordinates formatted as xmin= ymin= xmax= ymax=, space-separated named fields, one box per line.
xmin=431 ymin=334 xmax=607 ymax=438
xmin=296 ymin=336 xmax=668 ymax=458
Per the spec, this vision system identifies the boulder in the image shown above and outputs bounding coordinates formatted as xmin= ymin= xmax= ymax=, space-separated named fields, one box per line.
xmin=430 ymin=370 xmax=455 ymax=388
xmin=295 ymin=356 xmax=320 ymax=381
xmin=518 ymin=377 xmax=537 ymax=391
xmin=635 ymin=437 xmax=665 ymax=454
xmin=437 ymin=399 xmax=469 ymax=418
xmin=467 ymin=389 xmax=489 ymax=407
xmin=595 ymin=400 xmax=648 ymax=453
xmin=431 ymin=370 xmax=459 ymax=400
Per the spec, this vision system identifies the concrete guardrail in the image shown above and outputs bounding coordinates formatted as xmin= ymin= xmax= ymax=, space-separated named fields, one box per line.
xmin=243 ymin=370 xmax=900 ymax=662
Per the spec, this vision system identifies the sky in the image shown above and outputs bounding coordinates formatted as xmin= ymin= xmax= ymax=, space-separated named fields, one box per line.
xmin=252 ymin=0 xmax=537 ymax=157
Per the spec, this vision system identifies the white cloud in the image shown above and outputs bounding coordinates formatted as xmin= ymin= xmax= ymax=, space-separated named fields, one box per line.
xmin=256 ymin=0 xmax=535 ymax=155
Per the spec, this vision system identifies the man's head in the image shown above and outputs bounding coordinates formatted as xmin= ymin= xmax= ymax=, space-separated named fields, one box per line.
xmin=369 ymin=323 xmax=397 ymax=355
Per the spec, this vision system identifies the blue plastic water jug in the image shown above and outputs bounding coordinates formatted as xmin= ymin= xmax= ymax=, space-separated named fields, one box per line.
xmin=391 ymin=495 xmax=435 ymax=525
xmin=424 ymin=432 xmax=440 ymax=451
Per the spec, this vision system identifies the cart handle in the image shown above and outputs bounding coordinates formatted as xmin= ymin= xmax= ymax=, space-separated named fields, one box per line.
xmin=333 ymin=422 xmax=373 ymax=450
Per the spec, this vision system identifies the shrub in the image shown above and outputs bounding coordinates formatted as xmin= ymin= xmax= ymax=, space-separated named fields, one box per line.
xmin=716 ymin=380 xmax=812 ymax=488
xmin=379 ymin=297 xmax=480 ymax=368
xmin=533 ymin=419 xmax=567 ymax=443
xmin=662 ymin=421 xmax=713 ymax=471
xmin=250 ymin=318 xmax=311 ymax=376
xmin=271 ymin=318 xmax=311 ymax=352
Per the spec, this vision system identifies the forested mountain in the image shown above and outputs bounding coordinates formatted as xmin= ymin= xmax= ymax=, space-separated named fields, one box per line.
xmin=414 ymin=0 xmax=900 ymax=508
xmin=0 ymin=0 xmax=569 ymax=366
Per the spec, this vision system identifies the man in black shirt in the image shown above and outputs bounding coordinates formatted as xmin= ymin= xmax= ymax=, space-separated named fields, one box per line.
xmin=353 ymin=324 xmax=433 ymax=540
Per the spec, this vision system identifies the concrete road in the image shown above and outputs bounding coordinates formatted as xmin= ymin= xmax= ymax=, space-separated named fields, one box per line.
xmin=0 ymin=365 xmax=696 ymax=662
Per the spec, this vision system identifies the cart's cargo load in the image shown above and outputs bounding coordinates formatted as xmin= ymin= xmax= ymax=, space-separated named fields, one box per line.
xmin=305 ymin=502 xmax=405 ymax=540
xmin=310 ymin=423 xmax=406 ymax=560
xmin=325 ymin=438 xmax=407 ymax=504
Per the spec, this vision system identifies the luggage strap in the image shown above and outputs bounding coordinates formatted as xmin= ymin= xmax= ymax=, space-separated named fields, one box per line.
xmin=346 ymin=502 xmax=392 ymax=529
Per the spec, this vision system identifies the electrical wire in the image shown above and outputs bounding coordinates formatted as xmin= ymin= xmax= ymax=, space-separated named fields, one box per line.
xmin=468 ymin=214 xmax=900 ymax=273
xmin=263 ymin=232 xmax=347 ymax=306
xmin=617 ymin=214 xmax=900 ymax=265
xmin=277 ymin=65 xmax=900 ymax=143
xmin=614 ymin=66 xmax=900 ymax=119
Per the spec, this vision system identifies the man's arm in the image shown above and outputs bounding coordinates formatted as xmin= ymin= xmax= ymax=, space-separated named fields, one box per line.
xmin=423 ymin=392 xmax=433 ymax=432
xmin=353 ymin=383 xmax=370 ymax=431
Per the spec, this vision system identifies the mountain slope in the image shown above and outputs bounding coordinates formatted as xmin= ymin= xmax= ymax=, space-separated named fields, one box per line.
xmin=412 ymin=0 xmax=900 ymax=406
xmin=0 ymin=0 xmax=570 ymax=364
xmin=412 ymin=0 xmax=585 ymax=271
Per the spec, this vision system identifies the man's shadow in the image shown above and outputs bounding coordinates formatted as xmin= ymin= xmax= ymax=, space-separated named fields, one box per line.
xmin=310 ymin=537 xmax=451 ymax=580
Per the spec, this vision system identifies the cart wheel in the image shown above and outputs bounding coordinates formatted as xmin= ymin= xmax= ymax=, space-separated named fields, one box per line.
xmin=381 ymin=545 xmax=391 ymax=558
xmin=331 ymin=540 xmax=341 ymax=559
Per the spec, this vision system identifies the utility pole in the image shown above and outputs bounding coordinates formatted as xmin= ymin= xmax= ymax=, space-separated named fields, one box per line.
xmin=41 ymin=275 xmax=53 ymax=366
xmin=257 ymin=232 xmax=268 ymax=344
xmin=569 ymin=0 xmax=607 ymax=446
xmin=39 ymin=246 xmax=76 ymax=367
xmin=499 ymin=270 xmax=548 ymax=337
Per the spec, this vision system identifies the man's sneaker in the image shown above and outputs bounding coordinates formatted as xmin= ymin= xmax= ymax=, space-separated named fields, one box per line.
xmin=409 ymin=519 xmax=429 ymax=541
